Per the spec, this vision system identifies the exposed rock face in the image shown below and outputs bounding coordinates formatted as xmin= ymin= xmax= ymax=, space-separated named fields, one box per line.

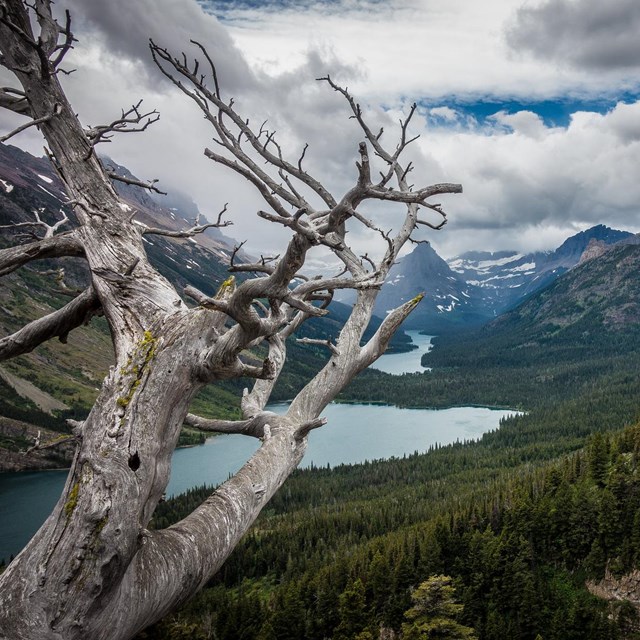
xmin=587 ymin=568 xmax=640 ymax=607
xmin=578 ymin=238 xmax=609 ymax=265
xmin=372 ymin=224 xmax=634 ymax=332
xmin=372 ymin=242 xmax=487 ymax=332
xmin=0 ymin=367 xmax=68 ymax=414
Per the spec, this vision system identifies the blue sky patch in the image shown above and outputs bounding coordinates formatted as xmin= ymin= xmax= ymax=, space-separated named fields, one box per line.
xmin=418 ymin=91 xmax=640 ymax=128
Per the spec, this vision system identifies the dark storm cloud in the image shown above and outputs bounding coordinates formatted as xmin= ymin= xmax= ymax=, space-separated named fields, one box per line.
xmin=507 ymin=0 xmax=640 ymax=71
xmin=61 ymin=0 xmax=254 ymax=92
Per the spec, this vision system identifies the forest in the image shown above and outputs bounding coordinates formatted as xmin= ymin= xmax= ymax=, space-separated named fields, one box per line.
xmin=128 ymin=309 xmax=640 ymax=639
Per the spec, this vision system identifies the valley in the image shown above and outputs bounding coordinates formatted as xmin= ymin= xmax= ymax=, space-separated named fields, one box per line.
xmin=2 ymin=142 xmax=640 ymax=639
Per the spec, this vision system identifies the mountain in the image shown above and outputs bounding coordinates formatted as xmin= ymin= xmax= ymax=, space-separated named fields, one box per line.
xmin=371 ymin=224 xmax=635 ymax=333
xmin=373 ymin=242 xmax=489 ymax=332
xmin=448 ymin=224 xmax=634 ymax=316
xmin=425 ymin=240 xmax=640 ymax=374
xmin=0 ymin=143 xmax=248 ymax=295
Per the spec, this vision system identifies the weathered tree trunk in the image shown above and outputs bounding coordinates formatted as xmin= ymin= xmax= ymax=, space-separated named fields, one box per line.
xmin=0 ymin=2 xmax=461 ymax=638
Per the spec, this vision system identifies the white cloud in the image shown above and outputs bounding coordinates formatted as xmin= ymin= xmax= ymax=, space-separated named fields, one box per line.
xmin=1 ymin=0 xmax=639 ymax=263
xmin=423 ymin=101 xmax=640 ymax=257
xmin=429 ymin=106 xmax=460 ymax=122
xmin=487 ymin=110 xmax=548 ymax=139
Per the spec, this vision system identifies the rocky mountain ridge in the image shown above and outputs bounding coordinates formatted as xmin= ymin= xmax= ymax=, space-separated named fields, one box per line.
xmin=372 ymin=223 xmax=636 ymax=332
xmin=449 ymin=224 xmax=634 ymax=315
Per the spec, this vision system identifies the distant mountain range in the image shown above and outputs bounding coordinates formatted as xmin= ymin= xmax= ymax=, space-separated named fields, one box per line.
xmin=373 ymin=224 xmax=637 ymax=331
xmin=424 ymin=239 xmax=640 ymax=378
xmin=0 ymin=143 xmax=247 ymax=295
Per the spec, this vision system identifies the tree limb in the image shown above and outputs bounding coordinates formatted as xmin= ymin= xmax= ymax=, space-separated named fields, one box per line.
xmin=106 ymin=170 xmax=167 ymax=195
xmin=140 ymin=204 xmax=231 ymax=237
xmin=296 ymin=336 xmax=340 ymax=356
xmin=0 ymin=286 xmax=100 ymax=361
xmin=0 ymin=232 xmax=84 ymax=276
xmin=85 ymin=100 xmax=159 ymax=146
xmin=0 ymin=86 xmax=31 ymax=115
xmin=0 ymin=209 xmax=69 ymax=238
xmin=25 ymin=432 xmax=78 ymax=455
xmin=184 ymin=412 xmax=277 ymax=439
xmin=0 ymin=108 xmax=56 ymax=143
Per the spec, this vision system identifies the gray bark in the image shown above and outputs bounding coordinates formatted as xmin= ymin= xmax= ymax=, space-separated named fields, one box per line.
xmin=0 ymin=3 xmax=461 ymax=638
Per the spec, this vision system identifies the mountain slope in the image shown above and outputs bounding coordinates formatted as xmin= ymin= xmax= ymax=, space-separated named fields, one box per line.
xmin=341 ymin=241 xmax=640 ymax=411
xmin=421 ymin=242 xmax=640 ymax=384
xmin=371 ymin=225 xmax=634 ymax=334
xmin=448 ymin=224 xmax=634 ymax=317
xmin=373 ymin=242 xmax=489 ymax=332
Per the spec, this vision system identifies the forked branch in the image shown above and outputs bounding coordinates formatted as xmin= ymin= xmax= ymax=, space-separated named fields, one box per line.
xmin=0 ymin=209 xmax=69 ymax=238
xmin=140 ymin=204 xmax=231 ymax=237
xmin=85 ymin=100 xmax=160 ymax=146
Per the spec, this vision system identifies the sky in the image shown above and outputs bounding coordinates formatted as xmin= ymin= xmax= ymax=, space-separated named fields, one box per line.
xmin=1 ymin=0 xmax=640 ymax=263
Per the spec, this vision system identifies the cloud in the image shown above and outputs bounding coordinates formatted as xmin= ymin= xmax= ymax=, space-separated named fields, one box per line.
xmin=60 ymin=0 xmax=253 ymax=92
xmin=507 ymin=0 xmax=640 ymax=71
xmin=428 ymin=107 xmax=460 ymax=122
xmin=488 ymin=110 xmax=548 ymax=139
xmin=424 ymin=100 xmax=640 ymax=257
xmin=2 ymin=0 xmax=640 ymax=263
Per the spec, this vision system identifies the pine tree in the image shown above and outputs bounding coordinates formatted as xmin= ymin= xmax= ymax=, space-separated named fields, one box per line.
xmin=335 ymin=578 xmax=369 ymax=640
xmin=588 ymin=432 xmax=609 ymax=487
xmin=401 ymin=575 xmax=477 ymax=639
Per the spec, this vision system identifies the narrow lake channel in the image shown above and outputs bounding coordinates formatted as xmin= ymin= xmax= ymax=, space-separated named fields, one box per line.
xmin=0 ymin=330 xmax=515 ymax=560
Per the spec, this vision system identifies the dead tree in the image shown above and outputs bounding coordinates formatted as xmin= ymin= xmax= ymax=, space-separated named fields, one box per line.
xmin=0 ymin=1 xmax=461 ymax=638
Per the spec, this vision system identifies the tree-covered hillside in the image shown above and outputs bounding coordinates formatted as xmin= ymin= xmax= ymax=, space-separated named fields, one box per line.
xmin=133 ymin=243 xmax=640 ymax=639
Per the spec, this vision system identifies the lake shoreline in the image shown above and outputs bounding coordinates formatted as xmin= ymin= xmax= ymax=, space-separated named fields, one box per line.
xmin=334 ymin=398 xmax=522 ymax=412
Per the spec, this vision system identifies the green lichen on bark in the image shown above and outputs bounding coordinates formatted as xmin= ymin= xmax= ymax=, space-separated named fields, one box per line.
xmin=64 ymin=481 xmax=80 ymax=519
xmin=215 ymin=276 xmax=235 ymax=298
xmin=116 ymin=331 xmax=158 ymax=410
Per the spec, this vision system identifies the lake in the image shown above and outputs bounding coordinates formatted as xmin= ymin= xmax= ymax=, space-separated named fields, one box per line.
xmin=0 ymin=330 xmax=515 ymax=561
xmin=369 ymin=330 xmax=433 ymax=374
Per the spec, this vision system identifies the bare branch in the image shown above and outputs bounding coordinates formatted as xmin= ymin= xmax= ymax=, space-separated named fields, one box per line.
xmin=140 ymin=204 xmax=231 ymax=237
xmin=0 ymin=209 xmax=70 ymax=239
xmin=25 ymin=432 xmax=78 ymax=455
xmin=85 ymin=100 xmax=160 ymax=146
xmin=359 ymin=293 xmax=425 ymax=366
xmin=33 ymin=266 xmax=81 ymax=296
xmin=0 ymin=287 xmax=100 ymax=361
xmin=229 ymin=241 xmax=247 ymax=269
xmin=0 ymin=107 xmax=56 ymax=143
xmin=296 ymin=336 xmax=340 ymax=356
xmin=184 ymin=410 xmax=302 ymax=442
xmin=290 ymin=272 xmax=382 ymax=298
xmin=106 ymin=170 xmax=167 ymax=195
xmin=229 ymin=261 xmax=275 ymax=276
xmin=360 ymin=253 xmax=376 ymax=271
xmin=295 ymin=416 xmax=326 ymax=441
xmin=0 ymin=86 xmax=31 ymax=115
xmin=297 ymin=142 xmax=309 ymax=171
xmin=150 ymin=39 xmax=338 ymax=210
xmin=0 ymin=232 xmax=84 ymax=276
xmin=49 ymin=9 xmax=75 ymax=69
